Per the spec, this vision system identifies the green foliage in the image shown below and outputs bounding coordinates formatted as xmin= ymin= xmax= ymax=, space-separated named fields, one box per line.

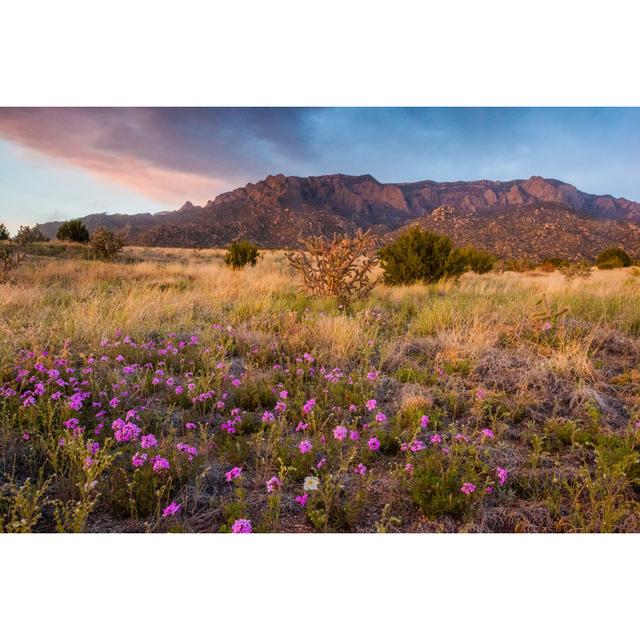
xmin=15 ymin=225 xmax=47 ymax=244
xmin=446 ymin=246 xmax=496 ymax=277
xmin=596 ymin=247 xmax=632 ymax=269
xmin=57 ymin=219 xmax=90 ymax=243
xmin=224 ymin=240 xmax=260 ymax=269
xmin=379 ymin=227 xmax=453 ymax=285
xmin=0 ymin=223 xmax=9 ymax=241
xmin=90 ymin=226 xmax=124 ymax=261
xmin=0 ymin=475 xmax=51 ymax=533
xmin=380 ymin=228 xmax=494 ymax=285
xmin=408 ymin=448 xmax=487 ymax=519
xmin=542 ymin=256 xmax=570 ymax=268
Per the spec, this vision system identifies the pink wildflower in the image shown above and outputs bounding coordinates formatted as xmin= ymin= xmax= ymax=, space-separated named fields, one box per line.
xmin=225 ymin=466 xmax=242 ymax=482
xmin=231 ymin=518 xmax=252 ymax=534
xmin=496 ymin=467 xmax=508 ymax=486
xmin=365 ymin=398 xmax=377 ymax=411
xmin=162 ymin=502 xmax=181 ymax=517
xmin=295 ymin=494 xmax=309 ymax=506
xmin=266 ymin=476 xmax=282 ymax=493
xmin=152 ymin=456 xmax=170 ymax=472
xmin=333 ymin=425 xmax=348 ymax=441
xmin=299 ymin=440 xmax=312 ymax=454
xmin=367 ymin=437 xmax=381 ymax=452
xmin=141 ymin=433 xmax=158 ymax=449
xmin=355 ymin=463 xmax=367 ymax=475
xmin=460 ymin=482 xmax=477 ymax=495
xmin=132 ymin=452 xmax=148 ymax=468
xmin=302 ymin=398 xmax=316 ymax=414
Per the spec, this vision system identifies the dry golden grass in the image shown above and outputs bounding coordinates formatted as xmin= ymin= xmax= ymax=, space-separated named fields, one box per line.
xmin=3 ymin=249 xmax=640 ymax=362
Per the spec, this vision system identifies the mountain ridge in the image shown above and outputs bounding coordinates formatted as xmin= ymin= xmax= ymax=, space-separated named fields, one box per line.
xmin=34 ymin=173 xmax=640 ymax=259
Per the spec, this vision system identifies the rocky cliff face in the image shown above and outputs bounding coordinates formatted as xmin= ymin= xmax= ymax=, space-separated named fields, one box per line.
xmin=35 ymin=173 xmax=640 ymax=258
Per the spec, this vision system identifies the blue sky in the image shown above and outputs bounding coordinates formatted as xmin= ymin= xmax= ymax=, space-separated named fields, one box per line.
xmin=1 ymin=107 xmax=639 ymax=232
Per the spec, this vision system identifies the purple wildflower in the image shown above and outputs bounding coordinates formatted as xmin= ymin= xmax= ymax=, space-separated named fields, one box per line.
xmin=162 ymin=502 xmax=181 ymax=518
xmin=231 ymin=518 xmax=252 ymax=534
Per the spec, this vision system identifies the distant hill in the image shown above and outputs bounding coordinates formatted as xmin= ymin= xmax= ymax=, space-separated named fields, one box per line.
xmin=35 ymin=173 xmax=640 ymax=258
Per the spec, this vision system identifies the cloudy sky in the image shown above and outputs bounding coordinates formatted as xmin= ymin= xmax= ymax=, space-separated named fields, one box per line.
xmin=1 ymin=107 xmax=639 ymax=231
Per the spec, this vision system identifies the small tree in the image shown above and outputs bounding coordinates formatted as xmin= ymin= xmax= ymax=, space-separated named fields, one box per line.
xmin=596 ymin=247 xmax=632 ymax=269
xmin=57 ymin=219 xmax=90 ymax=243
xmin=380 ymin=227 xmax=452 ymax=285
xmin=15 ymin=225 xmax=47 ymax=244
xmin=224 ymin=240 xmax=260 ymax=269
xmin=285 ymin=229 xmax=379 ymax=308
xmin=0 ymin=223 xmax=9 ymax=241
xmin=90 ymin=226 xmax=124 ymax=260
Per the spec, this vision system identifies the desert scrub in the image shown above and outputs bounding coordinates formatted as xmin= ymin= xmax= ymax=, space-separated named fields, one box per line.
xmin=1 ymin=250 xmax=640 ymax=532
xmin=224 ymin=240 xmax=261 ymax=269
xmin=286 ymin=230 xmax=379 ymax=308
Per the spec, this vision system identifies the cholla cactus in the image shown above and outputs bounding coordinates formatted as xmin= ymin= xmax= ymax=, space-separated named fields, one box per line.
xmin=285 ymin=229 xmax=379 ymax=308
xmin=0 ymin=239 xmax=26 ymax=281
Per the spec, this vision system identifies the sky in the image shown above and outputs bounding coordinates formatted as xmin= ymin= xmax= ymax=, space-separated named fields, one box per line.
xmin=1 ymin=107 xmax=639 ymax=232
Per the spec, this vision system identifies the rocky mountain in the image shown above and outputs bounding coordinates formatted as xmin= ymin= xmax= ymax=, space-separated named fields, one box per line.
xmin=396 ymin=202 xmax=640 ymax=261
xmin=35 ymin=173 xmax=640 ymax=258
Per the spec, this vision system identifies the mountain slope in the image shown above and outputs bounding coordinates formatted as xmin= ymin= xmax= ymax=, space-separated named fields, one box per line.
xmin=34 ymin=173 xmax=640 ymax=257
xmin=396 ymin=202 xmax=640 ymax=261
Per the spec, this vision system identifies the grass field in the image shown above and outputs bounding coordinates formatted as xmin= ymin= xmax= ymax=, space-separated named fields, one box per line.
xmin=2 ymin=245 xmax=640 ymax=532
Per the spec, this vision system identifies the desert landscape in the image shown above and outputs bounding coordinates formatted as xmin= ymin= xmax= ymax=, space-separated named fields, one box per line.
xmin=2 ymin=241 xmax=639 ymax=532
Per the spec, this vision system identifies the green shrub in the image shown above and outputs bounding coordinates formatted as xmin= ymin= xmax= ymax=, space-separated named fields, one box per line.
xmin=380 ymin=228 xmax=495 ymax=284
xmin=596 ymin=247 xmax=632 ymax=269
xmin=0 ymin=223 xmax=9 ymax=241
xmin=57 ymin=219 xmax=90 ymax=243
xmin=446 ymin=246 xmax=495 ymax=277
xmin=379 ymin=227 xmax=453 ymax=285
xmin=224 ymin=240 xmax=260 ymax=269
xmin=90 ymin=226 xmax=124 ymax=261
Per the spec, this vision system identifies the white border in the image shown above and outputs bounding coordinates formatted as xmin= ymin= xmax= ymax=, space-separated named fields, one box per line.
xmin=1 ymin=533 xmax=638 ymax=638
xmin=1 ymin=1 xmax=640 ymax=106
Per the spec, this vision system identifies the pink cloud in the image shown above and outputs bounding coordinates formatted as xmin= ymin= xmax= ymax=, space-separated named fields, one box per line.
xmin=0 ymin=108 xmax=230 ymax=204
